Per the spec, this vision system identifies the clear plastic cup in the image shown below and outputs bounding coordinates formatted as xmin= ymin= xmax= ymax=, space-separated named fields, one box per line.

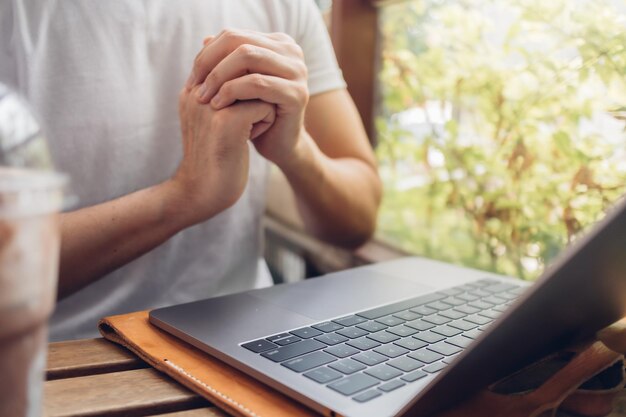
xmin=0 ymin=84 xmax=67 ymax=416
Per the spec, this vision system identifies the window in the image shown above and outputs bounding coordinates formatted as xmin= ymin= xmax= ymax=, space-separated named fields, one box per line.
xmin=375 ymin=0 xmax=626 ymax=279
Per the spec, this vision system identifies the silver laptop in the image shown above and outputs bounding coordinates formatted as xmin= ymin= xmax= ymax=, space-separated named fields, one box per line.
xmin=150 ymin=196 xmax=626 ymax=417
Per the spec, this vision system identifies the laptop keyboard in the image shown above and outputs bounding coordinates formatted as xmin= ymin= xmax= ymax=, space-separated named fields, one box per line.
xmin=241 ymin=278 xmax=525 ymax=403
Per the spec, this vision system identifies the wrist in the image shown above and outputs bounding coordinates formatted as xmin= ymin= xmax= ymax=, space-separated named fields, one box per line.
xmin=275 ymin=129 xmax=317 ymax=175
xmin=155 ymin=179 xmax=210 ymax=230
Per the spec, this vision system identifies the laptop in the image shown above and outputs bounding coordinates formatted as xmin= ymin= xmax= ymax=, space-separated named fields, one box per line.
xmin=150 ymin=195 xmax=626 ymax=417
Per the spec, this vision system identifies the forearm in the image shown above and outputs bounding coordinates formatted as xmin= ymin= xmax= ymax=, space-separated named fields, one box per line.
xmin=279 ymin=131 xmax=382 ymax=248
xmin=58 ymin=180 xmax=188 ymax=299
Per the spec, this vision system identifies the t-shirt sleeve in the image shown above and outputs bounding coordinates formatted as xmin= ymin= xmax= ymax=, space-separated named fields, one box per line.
xmin=293 ymin=0 xmax=347 ymax=96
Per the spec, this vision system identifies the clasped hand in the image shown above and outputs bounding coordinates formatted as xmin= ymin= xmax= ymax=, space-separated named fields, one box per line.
xmin=173 ymin=29 xmax=309 ymax=224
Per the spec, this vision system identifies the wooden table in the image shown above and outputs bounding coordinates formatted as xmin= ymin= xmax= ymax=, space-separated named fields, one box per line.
xmin=45 ymin=338 xmax=227 ymax=417
xmin=45 ymin=338 xmax=626 ymax=417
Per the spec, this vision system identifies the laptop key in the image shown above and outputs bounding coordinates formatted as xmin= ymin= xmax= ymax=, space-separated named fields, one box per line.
xmin=483 ymin=283 xmax=518 ymax=293
xmin=423 ymin=362 xmax=447 ymax=373
xmin=469 ymin=289 xmax=490 ymax=298
xmin=479 ymin=309 xmax=501 ymax=320
xmin=352 ymin=351 xmax=388 ymax=366
xmin=365 ymin=364 xmax=403 ymax=381
xmin=428 ymin=342 xmax=463 ymax=356
xmin=312 ymin=321 xmax=344 ymax=333
xmin=261 ymin=339 xmax=325 ymax=362
xmin=468 ymin=300 xmax=494 ymax=310
xmin=497 ymin=291 xmax=518 ymax=301
xmin=337 ymin=327 xmax=369 ymax=339
xmin=422 ymin=314 xmax=451 ymax=325
xmin=353 ymin=389 xmax=382 ymax=403
xmin=304 ymin=366 xmax=343 ymax=384
xmin=387 ymin=325 xmax=418 ymax=337
xmin=378 ymin=379 xmax=406 ymax=392
xmin=454 ymin=305 xmax=481 ymax=315
xmin=408 ymin=349 xmax=443 ymax=364
xmin=367 ymin=331 xmax=400 ymax=344
xmin=493 ymin=304 xmax=510 ymax=313
xmin=443 ymin=354 xmax=460 ymax=365
xmin=375 ymin=315 xmax=405 ymax=326
xmin=374 ymin=344 xmax=409 ymax=358
xmin=426 ymin=301 xmax=452 ymax=311
xmin=455 ymin=293 xmax=479 ymax=302
xmin=282 ymin=351 xmax=336 ymax=373
xmin=328 ymin=373 xmax=379 ymax=396
xmin=291 ymin=327 xmax=323 ymax=339
xmin=477 ymin=278 xmax=500 ymax=286
xmin=457 ymin=283 xmax=480 ymax=291
xmin=324 ymin=343 xmax=361 ymax=358
xmin=465 ymin=314 xmax=493 ymax=325
xmin=267 ymin=333 xmax=291 ymax=342
xmin=274 ymin=336 xmax=301 ymax=346
xmin=329 ymin=358 xmax=367 ymax=375
xmin=333 ymin=315 xmax=368 ymax=327
xmin=448 ymin=320 xmax=477 ymax=331
xmin=394 ymin=337 xmax=427 ymax=351
xmin=315 ymin=333 xmax=349 ymax=346
xmin=401 ymin=370 xmax=428 ymax=382
xmin=441 ymin=297 xmax=465 ymax=306
xmin=431 ymin=325 xmax=462 ymax=337
xmin=242 ymin=339 xmax=278 ymax=353
xmin=439 ymin=309 xmax=466 ymax=320
xmin=356 ymin=321 xmax=388 ymax=333
xmin=414 ymin=331 xmax=445 ymax=344
xmin=387 ymin=356 xmax=424 ymax=372
xmin=508 ymin=286 xmax=526 ymax=295
xmin=405 ymin=319 xmax=435 ymax=331
xmin=347 ymin=337 xmax=380 ymax=351
xmin=463 ymin=328 xmax=483 ymax=339
xmin=410 ymin=305 xmax=437 ymax=316
xmin=446 ymin=335 xmax=473 ymax=349
xmin=393 ymin=310 xmax=421 ymax=321
xmin=440 ymin=288 xmax=463 ymax=296
xmin=482 ymin=295 xmax=507 ymax=305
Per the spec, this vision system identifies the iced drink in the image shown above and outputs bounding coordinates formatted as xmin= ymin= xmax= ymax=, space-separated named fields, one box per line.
xmin=0 ymin=168 xmax=65 ymax=417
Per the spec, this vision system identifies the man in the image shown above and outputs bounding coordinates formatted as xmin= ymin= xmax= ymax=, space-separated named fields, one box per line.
xmin=0 ymin=0 xmax=381 ymax=340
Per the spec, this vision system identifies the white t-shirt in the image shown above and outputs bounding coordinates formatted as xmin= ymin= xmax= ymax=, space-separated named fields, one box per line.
xmin=0 ymin=0 xmax=345 ymax=341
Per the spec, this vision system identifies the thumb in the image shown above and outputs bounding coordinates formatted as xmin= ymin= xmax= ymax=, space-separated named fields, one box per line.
xmin=231 ymin=100 xmax=276 ymax=129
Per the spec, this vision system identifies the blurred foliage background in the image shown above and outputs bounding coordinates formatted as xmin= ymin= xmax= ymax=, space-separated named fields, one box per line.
xmin=375 ymin=0 xmax=626 ymax=280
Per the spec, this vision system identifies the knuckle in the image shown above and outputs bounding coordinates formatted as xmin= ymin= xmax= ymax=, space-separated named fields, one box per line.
xmin=236 ymin=44 xmax=260 ymax=63
xmin=294 ymin=84 xmax=309 ymax=105
xmin=295 ymin=60 xmax=308 ymax=78
xmin=236 ymin=43 xmax=253 ymax=55
xmin=273 ymin=32 xmax=293 ymax=42
xmin=193 ymin=52 xmax=205 ymax=69
xmin=221 ymin=29 xmax=245 ymax=47
xmin=219 ymin=81 xmax=233 ymax=97
xmin=220 ymin=28 xmax=237 ymax=39
xmin=249 ymin=73 xmax=268 ymax=90
xmin=206 ymin=70 xmax=219 ymax=85
xmin=291 ymin=43 xmax=305 ymax=59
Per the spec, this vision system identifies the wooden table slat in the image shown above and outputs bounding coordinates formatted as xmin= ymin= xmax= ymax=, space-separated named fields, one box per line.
xmin=44 ymin=368 xmax=210 ymax=417
xmin=47 ymin=338 xmax=148 ymax=380
xmin=152 ymin=408 xmax=229 ymax=417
